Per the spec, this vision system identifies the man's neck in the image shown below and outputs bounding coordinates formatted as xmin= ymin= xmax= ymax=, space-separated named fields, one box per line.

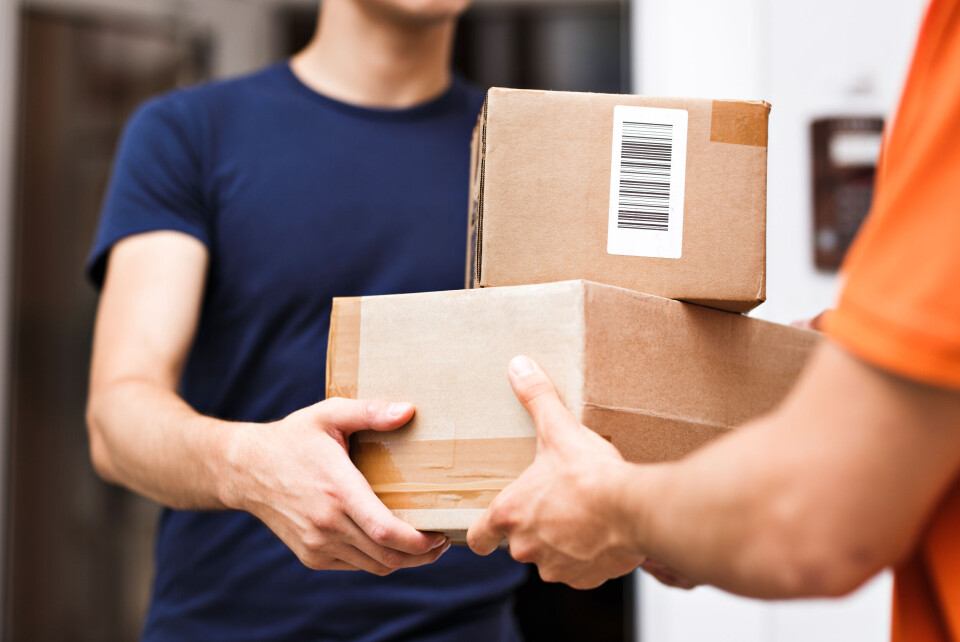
xmin=291 ymin=1 xmax=456 ymax=109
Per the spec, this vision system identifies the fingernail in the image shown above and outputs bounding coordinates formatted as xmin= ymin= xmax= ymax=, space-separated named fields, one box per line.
xmin=388 ymin=402 xmax=411 ymax=419
xmin=509 ymin=356 xmax=535 ymax=377
xmin=430 ymin=536 xmax=448 ymax=550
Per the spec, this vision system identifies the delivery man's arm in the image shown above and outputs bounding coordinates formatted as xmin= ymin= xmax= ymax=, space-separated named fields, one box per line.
xmin=87 ymin=231 xmax=449 ymax=575
xmin=471 ymin=0 xmax=960 ymax=596
xmin=468 ymin=345 xmax=960 ymax=596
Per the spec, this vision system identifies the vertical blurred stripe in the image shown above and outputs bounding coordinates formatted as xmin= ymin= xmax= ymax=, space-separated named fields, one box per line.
xmin=0 ymin=0 xmax=20 ymax=633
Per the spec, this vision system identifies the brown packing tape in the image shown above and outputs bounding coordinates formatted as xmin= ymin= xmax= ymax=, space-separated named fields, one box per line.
xmin=377 ymin=489 xmax=502 ymax=511
xmin=710 ymin=99 xmax=770 ymax=147
xmin=352 ymin=437 xmax=537 ymax=510
xmin=325 ymin=297 xmax=361 ymax=399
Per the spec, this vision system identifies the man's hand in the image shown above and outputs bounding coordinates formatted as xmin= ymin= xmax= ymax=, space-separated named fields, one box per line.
xmin=88 ymin=233 xmax=448 ymax=577
xmin=467 ymin=356 xmax=645 ymax=589
xmin=223 ymin=397 xmax=450 ymax=575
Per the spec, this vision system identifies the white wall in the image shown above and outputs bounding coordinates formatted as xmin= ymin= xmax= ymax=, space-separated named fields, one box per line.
xmin=760 ymin=0 xmax=925 ymax=325
xmin=632 ymin=0 xmax=927 ymax=640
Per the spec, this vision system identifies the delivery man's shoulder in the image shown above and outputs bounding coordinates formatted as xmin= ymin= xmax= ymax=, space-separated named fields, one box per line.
xmin=824 ymin=0 xmax=960 ymax=392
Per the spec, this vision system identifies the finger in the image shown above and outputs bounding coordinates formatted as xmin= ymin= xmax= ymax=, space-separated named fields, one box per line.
xmin=296 ymin=551 xmax=362 ymax=572
xmin=536 ymin=557 xmax=595 ymax=587
xmin=466 ymin=508 xmax=506 ymax=556
xmin=342 ymin=517 xmax=450 ymax=571
xmin=508 ymin=355 xmax=579 ymax=444
xmin=340 ymin=468 xmax=447 ymax=555
xmin=323 ymin=560 xmax=362 ymax=572
xmin=565 ymin=562 xmax=637 ymax=590
xmin=569 ymin=573 xmax=612 ymax=591
xmin=329 ymin=543 xmax=393 ymax=576
xmin=316 ymin=397 xmax=415 ymax=436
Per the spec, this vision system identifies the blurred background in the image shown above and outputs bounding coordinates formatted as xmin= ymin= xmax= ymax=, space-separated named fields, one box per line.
xmin=0 ymin=0 xmax=927 ymax=640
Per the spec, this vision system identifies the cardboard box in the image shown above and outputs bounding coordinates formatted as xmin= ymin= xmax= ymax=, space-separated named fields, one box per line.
xmin=467 ymin=88 xmax=771 ymax=313
xmin=326 ymin=281 xmax=817 ymax=541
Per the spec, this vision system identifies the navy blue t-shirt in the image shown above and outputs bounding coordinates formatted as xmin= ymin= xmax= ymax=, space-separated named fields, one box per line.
xmin=87 ymin=63 xmax=526 ymax=642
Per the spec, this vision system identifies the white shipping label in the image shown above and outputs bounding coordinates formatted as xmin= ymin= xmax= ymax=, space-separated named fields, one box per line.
xmin=607 ymin=105 xmax=688 ymax=259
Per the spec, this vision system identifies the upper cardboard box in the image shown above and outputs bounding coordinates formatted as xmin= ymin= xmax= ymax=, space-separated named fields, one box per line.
xmin=467 ymin=88 xmax=770 ymax=313
xmin=326 ymin=281 xmax=817 ymax=540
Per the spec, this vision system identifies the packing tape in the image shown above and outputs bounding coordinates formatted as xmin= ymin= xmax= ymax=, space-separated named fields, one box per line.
xmin=376 ymin=488 xmax=504 ymax=511
xmin=710 ymin=99 xmax=770 ymax=147
xmin=325 ymin=297 xmax=361 ymax=399
xmin=352 ymin=436 xmax=537 ymax=510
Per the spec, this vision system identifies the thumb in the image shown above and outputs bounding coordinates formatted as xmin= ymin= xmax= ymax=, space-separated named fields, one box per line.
xmin=508 ymin=356 xmax=580 ymax=446
xmin=315 ymin=397 xmax=415 ymax=437
xmin=466 ymin=506 xmax=504 ymax=557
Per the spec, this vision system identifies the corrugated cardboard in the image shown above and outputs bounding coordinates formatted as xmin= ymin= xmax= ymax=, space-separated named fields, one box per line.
xmin=467 ymin=88 xmax=771 ymax=313
xmin=326 ymin=281 xmax=818 ymax=541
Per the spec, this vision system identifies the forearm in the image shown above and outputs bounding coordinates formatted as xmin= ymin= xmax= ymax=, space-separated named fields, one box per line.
xmin=86 ymin=377 xmax=247 ymax=510
xmin=618 ymin=418 xmax=859 ymax=599
xmin=616 ymin=342 xmax=960 ymax=599
xmin=474 ymin=345 xmax=960 ymax=594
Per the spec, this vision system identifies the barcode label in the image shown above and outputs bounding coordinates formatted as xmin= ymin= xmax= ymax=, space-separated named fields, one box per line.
xmin=607 ymin=105 xmax=688 ymax=259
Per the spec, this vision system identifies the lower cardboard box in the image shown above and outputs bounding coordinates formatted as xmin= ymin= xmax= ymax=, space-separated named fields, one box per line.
xmin=325 ymin=280 xmax=818 ymax=542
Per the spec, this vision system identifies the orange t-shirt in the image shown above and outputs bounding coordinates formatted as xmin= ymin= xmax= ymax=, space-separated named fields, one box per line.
xmin=823 ymin=0 xmax=960 ymax=639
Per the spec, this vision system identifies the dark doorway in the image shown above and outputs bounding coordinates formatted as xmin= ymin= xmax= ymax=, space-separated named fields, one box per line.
xmin=4 ymin=9 xmax=206 ymax=641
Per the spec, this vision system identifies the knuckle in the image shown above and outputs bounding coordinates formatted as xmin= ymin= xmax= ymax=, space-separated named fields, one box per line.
xmin=312 ymin=510 xmax=339 ymax=535
xmin=368 ymin=523 xmax=393 ymax=547
xmin=578 ymin=577 xmax=605 ymax=590
xmin=538 ymin=565 xmax=561 ymax=583
xmin=518 ymin=379 xmax=552 ymax=404
xmin=490 ymin=500 xmax=519 ymax=531
xmin=361 ymin=399 xmax=382 ymax=423
xmin=300 ymin=552 xmax=329 ymax=571
xmin=510 ymin=542 xmax=536 ymax=564
xmin=302 ymin=531 xmax=329 ymax=554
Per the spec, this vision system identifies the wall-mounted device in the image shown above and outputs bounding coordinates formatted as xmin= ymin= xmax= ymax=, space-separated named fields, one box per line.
xmin=811 ymin=116 xmax=884 ymax=270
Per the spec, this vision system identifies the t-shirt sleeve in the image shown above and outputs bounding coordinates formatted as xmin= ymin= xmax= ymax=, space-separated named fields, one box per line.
xmin=85 ymin=94 xmax=210 ymax=289
xmin=823 ymin=4 xmax=960 ymax=391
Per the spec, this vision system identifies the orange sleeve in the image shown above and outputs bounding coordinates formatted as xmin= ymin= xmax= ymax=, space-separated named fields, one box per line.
xmin=824 ymin=0 xmax=960 ymax=391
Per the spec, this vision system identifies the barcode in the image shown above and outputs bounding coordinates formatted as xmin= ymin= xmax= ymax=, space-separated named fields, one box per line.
xmin=616 ymin=121 xmax=674 ymax=232
xmin=607 ymin=105 xmax=686 ymax=259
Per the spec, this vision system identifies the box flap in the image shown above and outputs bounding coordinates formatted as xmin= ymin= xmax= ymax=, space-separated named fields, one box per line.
xmin=582 ymin=282 xmax=817 ymax=434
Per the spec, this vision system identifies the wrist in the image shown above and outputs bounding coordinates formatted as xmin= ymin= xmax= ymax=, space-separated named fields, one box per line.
xmin=603 ymin=460 xmax=652 ymax=557
xmin=217 ymin=421 xmax=261 ymax=511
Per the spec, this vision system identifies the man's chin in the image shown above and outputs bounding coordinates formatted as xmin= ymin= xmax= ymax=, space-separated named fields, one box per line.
xmin=357 ymin=0 xmax=474 ymax=26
